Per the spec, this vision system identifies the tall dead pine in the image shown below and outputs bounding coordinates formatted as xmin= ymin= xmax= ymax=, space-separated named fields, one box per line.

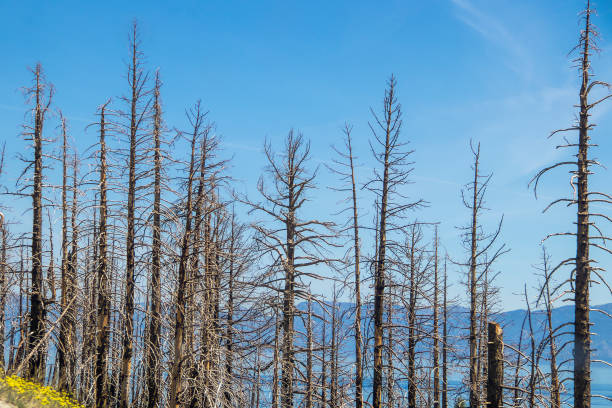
xmin=468 ymin=146 xmax=480 ymax=408
xmin=169 ymin=102 xmax=204 ymax=408
xmin=433 ymin=227 xmax=440 ymax=408
xmin=21 ymin=64 xmax=53 ymax=381
xmin=530 ymin=3 xmax=612 ymax=407
xmin=442 ymin=260 xmax=448 ymax=408
xmin=119 ymin=22 xmax=149 ymax=408
xmin=366 ymin=75 xmax=422 ymax=408
xmin=460 ymin=142 xmax=505 ymax=408
xmin=145 ymin=71 xmax=163 ymax=408
xmin=95 ymin=101 xmax=111 ymax=408
xmin=58 ymin=115 xmax=76 ymax=392
xmin=329 ymin=125 xmax=363 ymax=408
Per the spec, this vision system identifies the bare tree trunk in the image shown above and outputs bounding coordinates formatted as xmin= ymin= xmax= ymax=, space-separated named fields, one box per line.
xmin=224 ymin=214 xmax=236 ymax=408
xmin=186 ymin=156 xmax=208 ymax=408
xmin=525 ymin=287 xmax=536 ymax=408
xmin=513 ymin=313 xmax=527 ymax=407
xmin=96 ymin=102 xmax=111 ymax=408
xmin=346 ymin=127 xmax=363 ymax=408
xmin=58 ymin=116 xmax=70 ymax=391
xmin=433 ymin=227 xmax=440 ymax=408
xmin=281 ymin=227 xmax=296 ymax=408
xmin=407 ymin=230 xmax=417 ymax=408
xmin=469 ymin=145 xmax=480 ymax=408
xmin=27 ymin=64 xmax=50 ymax=381
xmin=59 ymin=121 xmax=77 ymax=394
xmin=306 ymin=296 xmax=313 ymax=408
xmin=78 ymin=238 xmax=91 ymax=402
xmin=530 ymin=3 xmax=610 ymax=406
xmin=169 ymin=103 xmax=201 ymax=408
xmin=372 ymin=77 xmax=397 ymax=408
xmin=272 ymin=308 xmax=281 ymax=408
xmin=15 ymin=247 xmax=25 ymax=371
xmin=320 ymin=320 xmax=327 ymax=408
xmin=68 ymin=155 xmax=78 ymax=391
xmin=146 ymin=71 xmax=163 ymax=408
xmin=256 ymin=354 xmax=261 ymax=408
xmin=542 ymin=250 xmax=561 ymax=408
xmin=386 ymin=289 xmax=394 ymax=408
xmin=330 ymin=292 xmax=338 ymax=408
xmin=119 ymin=22 xmax=144 ymax=408
xmin=486 ymin=322 xmax=503 ymax=408
xmin=574 ymin=4 xmax=592 ymax=407
xmin=88 ymin=205 xmax=99 ymax=405
xmin=442 ymin=260 xmax=448 ymax=408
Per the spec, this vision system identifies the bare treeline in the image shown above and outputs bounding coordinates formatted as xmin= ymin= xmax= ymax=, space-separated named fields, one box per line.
xmin=1 ymin=2 xmax=611 ymax=408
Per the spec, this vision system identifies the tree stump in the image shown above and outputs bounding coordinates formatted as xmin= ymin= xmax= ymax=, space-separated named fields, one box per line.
xmin=487 ymin=322 xmax=503 ymax=408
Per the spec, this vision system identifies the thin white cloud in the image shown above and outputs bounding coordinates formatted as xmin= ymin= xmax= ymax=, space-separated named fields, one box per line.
xmin=451 ymin=0 xmax=533 ymax=80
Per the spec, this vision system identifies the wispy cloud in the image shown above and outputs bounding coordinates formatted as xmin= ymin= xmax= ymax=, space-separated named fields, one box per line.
xmin=451 ymin=0 xmax=533 ymax=80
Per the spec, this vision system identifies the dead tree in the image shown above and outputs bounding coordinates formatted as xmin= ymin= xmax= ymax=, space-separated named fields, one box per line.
xmin=468 ymin=145 xmax=480 ymax=408
xmin=306 ymin=295 xmax=314 ymax=408
xmin=457 ymin=142 xmax=506 ymax=408
xmin=119 ymin=22 xmax=147 ymax=408
xmin=57 ymin=115 xmax=70 ymax=390
xmin=442 ymin=259 xmax=448 ymax=408
xmin=329 ymin=124 xmax=363 ymax=408
xmin=388 ymin=222 xmax=431 ymax=408
xmin=529 ymin=3 xmax=612 ymax=407
xmin=58 ymin=114 xmax=77 ymax=392
xmin=169 ymin=102 xmax=206 ymax=408
xmin=385 ymin=286 xmax=394 ymax=408
xmin=145 ymin=70 xmax=163 ymax=408
xmin=245 ymin=130 xmax=335 ymax=408
xmin=190 ymin=128 xmax=227 ymax=408
xmin=330 ymin=287 xmax=339 ymax=408
xmin=432 ymin=227 xmax=440 ymax=408
xmin=406 ymin=224 xmax=422 ymax=408
xmin=218 ymin=210 xmax=255 ymax=408
xmin=117 ymin=21 xmax=152 ymax=408
xmin=68 ymin=154 xmax=78 ymax=391
xmin=365 ymin=75 xmax=423 ymax=408
xmin=272 ymin=302 xmax=281 ymax=408
xmin=486 ymin=322 xmax=503 ymax=408
xmin=512 ymin=311 xmax=528 ymax=407
xmin=320 ymin=318 xmax=327 ymax=408
xmin=572 ymin=8 xmax=594 ymax=404
xmin=18 ymin=64 xmax=54 ymax=381
xmin=537 ymin=247 xmax=561 ymax=408
xmin=223 ymin=212 xmax=243 ymax=407
xmin=525 ymin=287 xmax=537 ymax=408
xmin=95 ymin=101 xmax=111 ymax=408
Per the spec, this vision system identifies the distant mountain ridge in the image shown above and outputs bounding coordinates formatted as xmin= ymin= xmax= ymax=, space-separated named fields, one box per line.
xmin=294 ymin=301 xmax=612 ymax=365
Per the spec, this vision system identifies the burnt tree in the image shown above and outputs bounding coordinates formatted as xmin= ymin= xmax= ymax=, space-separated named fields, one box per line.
xmin=246 ymin=131 xmax=335 ymax=408
xmin=530 ymin=3 xmax=612 ymax=407
xmin=365 ymin=75 xmax=422 ymax=408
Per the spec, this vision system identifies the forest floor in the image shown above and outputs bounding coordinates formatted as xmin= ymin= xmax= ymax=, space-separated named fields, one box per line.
xmin=0 ymin=400 xmax=16 ymax=408
xmin=0 ymin=376 xmax=83 ymax=408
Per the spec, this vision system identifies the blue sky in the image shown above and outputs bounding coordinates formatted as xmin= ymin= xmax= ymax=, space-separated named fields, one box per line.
xmin=1 ymin=0 xmax=612 ymax=310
